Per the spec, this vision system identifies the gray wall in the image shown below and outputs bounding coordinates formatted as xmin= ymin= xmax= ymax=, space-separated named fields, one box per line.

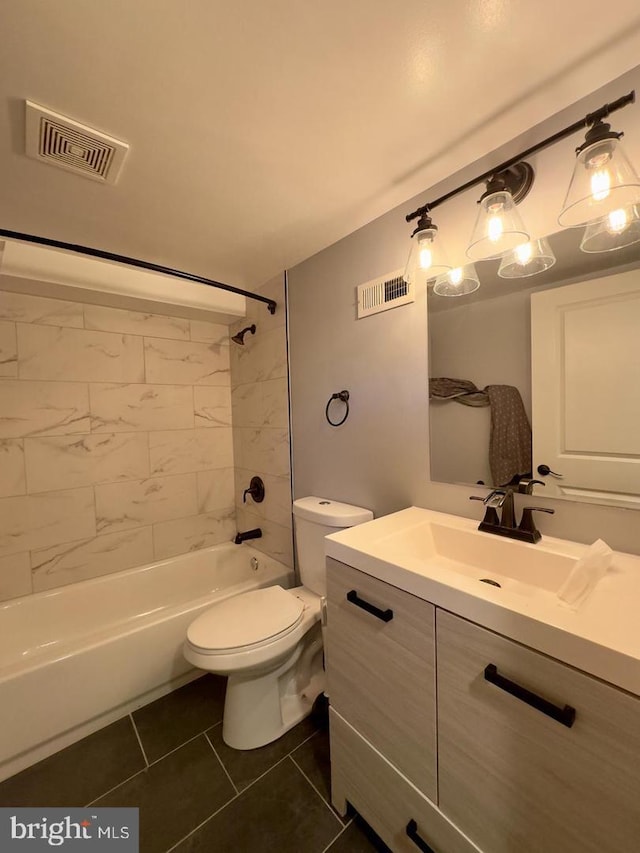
xmin=287 ymin=159 xmax=640 ymax=557
xmin=288 ymin=206 xmax=429 ymax=519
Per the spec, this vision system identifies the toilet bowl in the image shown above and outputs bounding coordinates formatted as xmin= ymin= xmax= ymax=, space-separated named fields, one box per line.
xmin=183 ymin=496 xmax=373 ymax=750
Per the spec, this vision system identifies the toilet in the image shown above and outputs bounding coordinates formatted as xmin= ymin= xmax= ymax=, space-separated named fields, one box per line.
xmin=183 ymin=496 xmax=373 ymax=750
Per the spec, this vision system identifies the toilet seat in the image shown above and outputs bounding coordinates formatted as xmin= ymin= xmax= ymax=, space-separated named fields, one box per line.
xmin=187 ymin=586 xmax=305 ymax=655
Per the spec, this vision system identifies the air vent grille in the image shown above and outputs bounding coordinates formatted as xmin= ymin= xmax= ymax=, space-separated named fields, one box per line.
xmin=25 ymin=101 xmax=129 ymax=184
xmin=357 ymin=269 xmax=413 ymax=318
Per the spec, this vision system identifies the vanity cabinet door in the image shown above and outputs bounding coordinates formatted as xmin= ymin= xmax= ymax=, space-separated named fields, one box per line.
xmin=437 ymin=610 xmax=640 ymax=853
xmin=331 ymin=709 xmax=480 ymax=853
xmin=326 ymin=558 xmax=437 ymax=801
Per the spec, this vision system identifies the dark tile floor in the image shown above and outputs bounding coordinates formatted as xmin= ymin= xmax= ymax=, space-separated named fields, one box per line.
xmin=0 ymin=674 xmax=390 ymax=853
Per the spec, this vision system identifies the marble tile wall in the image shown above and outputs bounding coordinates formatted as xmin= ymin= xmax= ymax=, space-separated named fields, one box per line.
xmin=230 ymin=274 xmax=294 ymax=568
xmin=0 ymin=288 xmax=237 ymax=601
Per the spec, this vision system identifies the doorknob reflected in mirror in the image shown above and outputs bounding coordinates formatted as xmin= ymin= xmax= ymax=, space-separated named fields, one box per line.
xmin=537 ymin=464 xmax=564 ymax=479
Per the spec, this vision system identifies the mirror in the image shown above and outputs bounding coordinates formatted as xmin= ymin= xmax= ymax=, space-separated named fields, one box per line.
xmin=427 ymin=227 xmax=640 ymax=509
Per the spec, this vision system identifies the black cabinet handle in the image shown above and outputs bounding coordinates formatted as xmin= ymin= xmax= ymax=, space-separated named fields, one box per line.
xmin=346 ymin=590 xmax=393 ymax=622
xmin=406 ymin=819 xmax=436 ymax=853
xmin=484 ymin=664 xmax=576 ymax=728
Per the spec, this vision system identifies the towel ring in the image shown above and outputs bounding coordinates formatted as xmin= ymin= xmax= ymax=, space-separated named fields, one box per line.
xmin=325 ymin=390 xmax=350 ymax=427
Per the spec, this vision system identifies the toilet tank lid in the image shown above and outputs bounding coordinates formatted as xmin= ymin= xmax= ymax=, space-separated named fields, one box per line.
xmin=293 ymin=496 xmax=373 ymax=527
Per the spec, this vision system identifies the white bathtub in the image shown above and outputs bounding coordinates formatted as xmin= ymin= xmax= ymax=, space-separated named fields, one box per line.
xmin=0 ymin=543 xmax=294 ymax=782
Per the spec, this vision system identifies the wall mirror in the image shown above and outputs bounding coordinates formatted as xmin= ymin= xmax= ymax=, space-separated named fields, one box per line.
xmin=427 ymin=227 xmax=640 ymax=509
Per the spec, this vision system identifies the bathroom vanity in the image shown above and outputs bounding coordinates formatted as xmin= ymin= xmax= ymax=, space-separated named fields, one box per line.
xmin=325 ymin=507 xmax=640 ymax=853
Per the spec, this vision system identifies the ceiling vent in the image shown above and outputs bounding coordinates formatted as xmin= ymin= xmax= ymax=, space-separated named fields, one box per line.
xmin=25 ymin=101 xmax=129 ymax=184
xmin=356 ymin=269 xmax=413 ymax=318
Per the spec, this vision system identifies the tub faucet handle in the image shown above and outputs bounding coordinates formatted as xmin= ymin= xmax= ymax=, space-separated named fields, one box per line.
xmin=243 ymin=476 xmax=265 ymax=504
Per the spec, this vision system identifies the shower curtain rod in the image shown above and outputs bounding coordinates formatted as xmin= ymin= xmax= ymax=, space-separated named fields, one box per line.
xmin=0 ymin=229 xmax=278 ymax=315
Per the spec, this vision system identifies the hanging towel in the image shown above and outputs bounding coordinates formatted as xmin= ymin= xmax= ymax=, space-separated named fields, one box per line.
xmin=429 ymin=378 xmax=490 ymax=407
xmin=429 ymin=378 xmax=532 ymax=486
xmin=485 ymin=385 xmax=532 ymax=486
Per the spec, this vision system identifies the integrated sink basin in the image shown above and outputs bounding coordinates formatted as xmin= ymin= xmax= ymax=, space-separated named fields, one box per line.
xmin=373 ymin=519 xmax=577 ymax=595
xmin=325 ymin=506 xmax=585 ymax=602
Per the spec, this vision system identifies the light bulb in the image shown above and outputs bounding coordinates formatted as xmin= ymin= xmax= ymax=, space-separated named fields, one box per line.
xmin=417 ymin=232 xmax=434 ymax=270
xmin=487 ymin=215 xmax=504 ymax=243
xmin=607 ymin=208 xmax=628 ymax=234
xmin=590 ymin=169 xmax=611 ymax=202
xmin=449 ymin=267 xmax=463 ymax=285
xmin=419 ymin=246 xmax=433 ymax=270
xmin=514 ymin=242 xmax=532 ymax=264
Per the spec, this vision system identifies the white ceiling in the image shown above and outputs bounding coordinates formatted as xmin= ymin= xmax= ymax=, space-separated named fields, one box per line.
xmin=2 ymin=1 xmax=640 ymax=290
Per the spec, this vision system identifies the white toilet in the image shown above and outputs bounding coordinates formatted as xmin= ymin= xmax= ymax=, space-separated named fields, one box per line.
xmin=184 ymin=496 xmax=373 ymax=750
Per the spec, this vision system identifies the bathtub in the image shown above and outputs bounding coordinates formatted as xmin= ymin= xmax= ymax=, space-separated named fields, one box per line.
xmin=0 ymin=543 xmax=294 ymax=782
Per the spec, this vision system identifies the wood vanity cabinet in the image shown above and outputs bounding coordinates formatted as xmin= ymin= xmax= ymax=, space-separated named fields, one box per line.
xmin=327 ymin=559 xmax=478 ymax=853
xmin=327 ymin=558 xmax=640 ymax=853
xmin=437 ymin=609 xmax=640 ymax=853
xmin=326 ymin=557 xmax=437 ymax=800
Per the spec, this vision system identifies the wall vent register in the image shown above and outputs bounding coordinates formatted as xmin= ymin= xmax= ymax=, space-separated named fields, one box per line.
xmin=25 ymin=100 xmax=129 ymax=184
xmin=356 ymin=268 xmax=414 ymax=318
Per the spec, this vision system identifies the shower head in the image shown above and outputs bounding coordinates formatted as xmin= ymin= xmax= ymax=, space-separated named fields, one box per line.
xmin=231 ymin=324 xmax=256 ymax=345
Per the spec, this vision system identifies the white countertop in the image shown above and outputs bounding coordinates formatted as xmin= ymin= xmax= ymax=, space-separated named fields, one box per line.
xmin=325 ymin=507 xmax=640 ymax=697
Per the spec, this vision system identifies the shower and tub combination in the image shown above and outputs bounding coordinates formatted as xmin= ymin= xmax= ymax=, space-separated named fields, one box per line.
xmin=0 ymin=543 xmax=292 ymax=783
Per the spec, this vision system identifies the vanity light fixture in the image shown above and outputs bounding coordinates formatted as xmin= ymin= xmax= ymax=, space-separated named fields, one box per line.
xmin=405 ymin=90 xmax=637 ymax=269
xmin=558 ymin=119 xmax=640 ymax=227
xmin=404 ymin=211 xmax=452 ymax=284
xmin=579 ymin=203 xmax=640 ymax=252
xmin=498 ymin=237 xmax=557 ymax=278
xmin=432 ymin=263 xmax=480 ymax=297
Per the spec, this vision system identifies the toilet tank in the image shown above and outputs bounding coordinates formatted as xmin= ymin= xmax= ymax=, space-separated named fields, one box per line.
xmin=292 ymin=496 xmax=373 ymax=596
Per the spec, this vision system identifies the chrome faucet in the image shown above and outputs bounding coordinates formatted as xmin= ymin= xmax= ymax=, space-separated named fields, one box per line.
xmin=470 ymin=488 xmax=554 ymax=543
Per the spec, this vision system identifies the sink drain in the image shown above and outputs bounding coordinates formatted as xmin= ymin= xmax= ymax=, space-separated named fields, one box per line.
xmin=479 ymin=578 xmax=501 ymax=588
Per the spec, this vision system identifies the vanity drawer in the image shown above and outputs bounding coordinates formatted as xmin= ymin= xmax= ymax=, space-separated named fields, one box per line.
xmin=326 ymin=558 xmax=437 ymax=800
xmin=330 ymin=708 xmax=481 ymax=853
xmin=437 ymin=609 xmax=640 ymax=853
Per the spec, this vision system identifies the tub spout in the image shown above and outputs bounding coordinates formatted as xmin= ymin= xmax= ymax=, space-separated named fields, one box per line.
xmin=234 ymin=528 xmax=262 ymax=544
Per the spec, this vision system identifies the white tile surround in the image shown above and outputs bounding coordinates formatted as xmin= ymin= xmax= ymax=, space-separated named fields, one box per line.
xmin=0 ymin=285 xmax=238 ymax=601
xmin=231 ymin=275 xmax=294 ymax=568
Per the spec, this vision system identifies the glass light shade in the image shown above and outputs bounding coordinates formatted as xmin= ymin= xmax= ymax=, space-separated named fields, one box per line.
xmin=432 ymin=264 xmax=480 ymax=297
xmin=558 ymin=137 xmax=640 ymax=227
xmin=498 ymin=237 xmax=557 ymax=278
xmin=580 ymin=204 xmax=640 ymax=253
xmin=466 ymin=190 xmax=529 ymax=261
xmin=404 ymin=226 xmax=451 ymax=284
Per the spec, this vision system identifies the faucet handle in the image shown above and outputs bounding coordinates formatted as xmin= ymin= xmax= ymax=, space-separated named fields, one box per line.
xmin=242 ymin=475 xmax=265 ymax=504
xmin=469 ymin=495 xmax=499 ymax=526
xmin=483 ymin=489 xmax=507 ymax=508
xmin=518 ymin=506 xmax=555 ymax=542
